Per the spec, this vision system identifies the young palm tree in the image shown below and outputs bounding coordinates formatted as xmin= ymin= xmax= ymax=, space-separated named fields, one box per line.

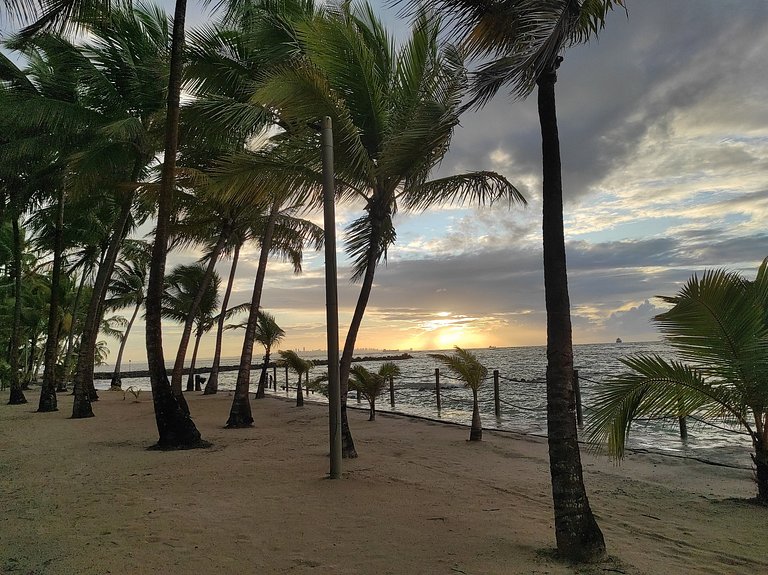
xmin=408 ymin=0 xmax=627 ymax=560
xmin=589 ymin=260 xmax=768 ymax=505
xmin=348 ymin=361 xmax=401 ymax=421
xmin=221 ymin=2 xmax=524 ymax=455
xmin=430 ymin=347 xmax=487 ymax=440
xmin=278 ymin=349 xmax=313 ymax=408
xmin=253 ymin=311 xmax=285 ymax=399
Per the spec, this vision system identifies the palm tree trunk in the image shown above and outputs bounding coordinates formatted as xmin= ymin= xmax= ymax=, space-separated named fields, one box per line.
xmin=296 ymin=373 xmax=304 ymax=407
xmin=170 ymin=220 xmax=231 ymax=399
xmin=226 ymin=201 xmax=279 ymax=428
xmin=538 ymin=63 xmax=605 ymax=562
xmin=60 ymin=267 xmax=88 ymax=392
xmin=754 ymin=439 xmax=768 ymax=505
xmin=338 ymin=220 xmax=384 ymax=458
xmin=145 ymin=0 xmax=205 ymax=449
xmin=470 ymin=389 xmax=482 ymax=441
xmin=110 ymin=300 xmax=140 ymax=390
xmin=71 ymin=190 xmax=135 ymax=418
xmin=369 ymin=397 xmax=375 ymax=421
xmin=205 ymin=242 xmax=241 ymax=394
xmin=255 ymin=348 xmax=270 ymax=399
xmin=39 ymin=187 xmax=65 ymax=412
xmin=8 ymin=216 xmax=27 ymax=405
xmin=185 ymin=328 xmax=203 ymax=392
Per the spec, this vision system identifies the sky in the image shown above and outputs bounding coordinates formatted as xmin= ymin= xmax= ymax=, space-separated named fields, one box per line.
xmin=5 ymin=1 xmax=768 ymax=363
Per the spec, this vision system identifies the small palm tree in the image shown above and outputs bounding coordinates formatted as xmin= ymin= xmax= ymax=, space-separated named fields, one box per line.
xmin=278 ymin=349 xmax=313 ymax=408
xmin=349 ymin=361 xmax=401 ymax=421
xmin=589 ymin=260 xmax=768 ymax=505
xmin=254 ymin=311 xmax=285 ymax=399
xmin=430 ymin=347 xmax=488 ymax=441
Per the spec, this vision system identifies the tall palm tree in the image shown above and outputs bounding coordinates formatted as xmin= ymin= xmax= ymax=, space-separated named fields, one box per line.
xmin=223 ymin=200 xmax=323 ymax=428
xmin=589 ymin=261 xmax=768 ymax=505
xmin=253 ymin=310 xmax=285 ymax=399
xmin=0 ymin=43 xmax=82 ymax=409
xmin=430 ymin=347 xmax=487 ymax=440
xmin=162 ymin=263 xmax=226 ymax=394
xmin=221 ymin=2 xmax=524 ymax=455
xmin=409 ymin=0 xmax=626 ymax=560
xmin=104 ymin=244 xmax=150 ymax=389
xmin=348 ymin=361 xmax=401 ymax=421
xmin=278 ymin=349 xmax=313 ymax=408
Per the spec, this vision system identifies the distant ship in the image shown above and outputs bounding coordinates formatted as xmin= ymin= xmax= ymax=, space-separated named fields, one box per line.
xmin=616 ymin=337 xmax=623 ymax=344
xmin=488 ymin=345 xmax=497 ymax=350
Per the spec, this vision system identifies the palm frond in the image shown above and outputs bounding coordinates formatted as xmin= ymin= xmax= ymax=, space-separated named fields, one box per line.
xmin=587 ymin=354 xmax=753 ymax=459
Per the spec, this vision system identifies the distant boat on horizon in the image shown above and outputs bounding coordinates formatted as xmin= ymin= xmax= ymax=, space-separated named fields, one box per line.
xmin=616 ymin=337 xmax=623 ymax=344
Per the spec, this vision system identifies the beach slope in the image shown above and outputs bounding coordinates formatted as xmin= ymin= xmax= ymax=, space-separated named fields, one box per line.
xmin=0 ymin=391 xmax=764 ymax=574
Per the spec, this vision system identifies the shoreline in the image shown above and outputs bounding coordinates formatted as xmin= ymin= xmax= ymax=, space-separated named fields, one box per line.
xmin=91 ymin=352 xmax=414 ymax=379
xmin=1 ymin=389 xmax=765 ymax=574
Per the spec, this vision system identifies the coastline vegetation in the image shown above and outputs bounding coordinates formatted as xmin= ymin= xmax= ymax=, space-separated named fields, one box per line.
xmin=5 ymin=1 xmax=763 ymax=571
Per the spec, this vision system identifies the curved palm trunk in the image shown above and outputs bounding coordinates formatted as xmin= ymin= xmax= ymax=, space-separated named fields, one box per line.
xmin=226 ymin=202 xmax=279 ymax=428
xmin=72 ymin=191 xmax=134 ymax=418
xmin=255 ymin=347 xmax=271 ymax=399
xmin=338 ymin=223 xmax=383 ymax=458
xmin=469 ymin=389 xmax=482 ymax=441
xmin=39 ymin=187 xmax=65 ymax=412
xmin=145 ymin=0 xmax=205 ymax=449
xmin=8 ymin=216 xmax=27 ymax=405
xmin=110 ymin=300 xmax=140 ymax=390
xmin=170 ymin=220 xmax=231 ymax=399
xmin=205 ymin=242 xmax=241 ymax=394
xmin=368 ymin=397 xmax=375 ymax=421
xmin=185 ymin=327 xmax=203 ymax=392
xmin=538 ymin=65 xmax=605 ymax=562
xmin=60 ymin=268 xmax=88 ymax=392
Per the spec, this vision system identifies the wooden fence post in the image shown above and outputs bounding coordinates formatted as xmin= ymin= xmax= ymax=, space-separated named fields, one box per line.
xmin=389 ymin=375 xmax=395 ymax=408
xmin=493 ymin=370 xmax=500 ymax=417
xmin=573 ymin=369 xmax=584 ymax=429
xmin=435 ymin=368 xmax=441 ymax=411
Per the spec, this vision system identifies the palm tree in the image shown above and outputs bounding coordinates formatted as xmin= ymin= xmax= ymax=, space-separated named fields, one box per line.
xmin=348 ymin=361 xmax=401 ymax=421
xmin=589 ymin=261 xmax=768 ymax=505
xmin=224 ymin=201 xmax=322 ymax=427
xmin=409 ymin=0 xmax=627 ymax=559
xmin=278 ymin=349 xmax=313 ymax=408
xmin=104 ymin=244 xmax=150 ymax=389
xmin=161 ymin=263 xmax=221 ymax=392
xmin=430 ymin=347 xmax=487 ymax=440
xmin=222 ymin=2 xmax=524 ymax=455
xmin=253 ymin=311 xmax=285 ymax=399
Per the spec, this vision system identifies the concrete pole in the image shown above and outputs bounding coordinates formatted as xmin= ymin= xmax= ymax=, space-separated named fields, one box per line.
xmin=322 ymin=116 xmax=342 ymax=479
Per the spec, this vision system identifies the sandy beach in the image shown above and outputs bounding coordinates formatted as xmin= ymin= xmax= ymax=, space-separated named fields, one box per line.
xmin=1 ymin=389 xmax=765 ymax=575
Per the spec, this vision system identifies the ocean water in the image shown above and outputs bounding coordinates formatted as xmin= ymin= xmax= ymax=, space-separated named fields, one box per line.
xmin=98 ymin=341 xmax=753 ymax=468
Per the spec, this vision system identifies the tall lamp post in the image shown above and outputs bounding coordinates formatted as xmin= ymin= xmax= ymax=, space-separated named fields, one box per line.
xmin=322 ymin=116 xmax=342 ymax=478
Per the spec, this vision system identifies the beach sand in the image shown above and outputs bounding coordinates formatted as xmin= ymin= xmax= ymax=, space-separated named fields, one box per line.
xmin=1 ymin=389 xmax=765 ymax=575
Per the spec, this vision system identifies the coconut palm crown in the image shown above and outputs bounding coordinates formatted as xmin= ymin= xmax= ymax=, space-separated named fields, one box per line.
xmin=589 ymin=259 xmax=768 ymax=505
xmin=216 ymin=1 xmax=524 ymax=458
